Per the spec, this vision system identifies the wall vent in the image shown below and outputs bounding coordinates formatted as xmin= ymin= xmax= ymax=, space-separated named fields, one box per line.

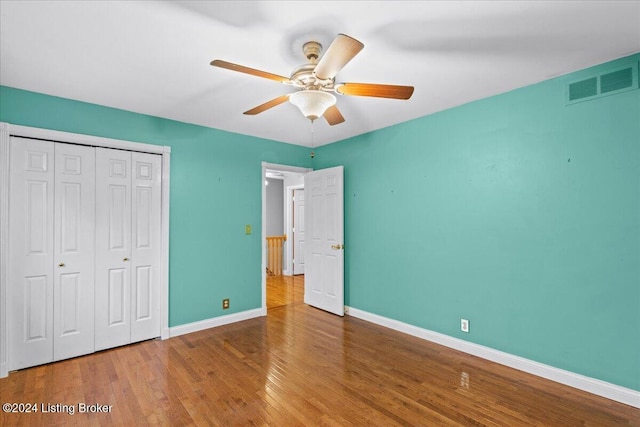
xmin=568 ymin=77 xmax=597 ymax=101
xmin=566 ymin=61 xmax=638 ymax=105
xmin=600 ymin=67 xmax=633 ymax=93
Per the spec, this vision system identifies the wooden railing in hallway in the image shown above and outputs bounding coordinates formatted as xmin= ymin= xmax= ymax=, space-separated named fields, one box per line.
xmin=266 ymin=235 xmax=286 ymax=276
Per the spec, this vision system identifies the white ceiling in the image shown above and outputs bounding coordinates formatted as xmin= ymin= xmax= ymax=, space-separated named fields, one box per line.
xmin=1 ymin=1 xmax=639 ymax=147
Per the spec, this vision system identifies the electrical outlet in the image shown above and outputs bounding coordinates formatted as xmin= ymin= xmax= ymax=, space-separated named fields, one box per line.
xmin=461 ymin=318 xmax=469 ymax=333
xmin=222 ymin=299 xmax=230 ymax=309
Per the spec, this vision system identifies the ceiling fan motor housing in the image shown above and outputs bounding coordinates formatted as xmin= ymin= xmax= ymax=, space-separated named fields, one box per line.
xmin=303 ymin=41 xmax=322 ymax=62
xmin=290 ymin=41 xmax=335 ymax=90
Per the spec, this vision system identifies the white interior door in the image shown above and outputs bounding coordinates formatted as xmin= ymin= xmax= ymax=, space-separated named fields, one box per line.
xmin=53 ymin=143 xmax=95 ymax=361
xmin=95 ymin=148 xmax=132 ymax=350
xmin=9 ymin=137 xmax=55 ymax=369
xmin=130 ymin=151 xmax=162 ymax=343
xmin=304 ymin=166 xmax=344 ymax=316
xmin=292 ymin=188 xmax=305 ymax=275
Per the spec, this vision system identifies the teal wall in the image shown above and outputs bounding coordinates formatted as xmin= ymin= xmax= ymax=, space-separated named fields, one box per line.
xmin=314 ymin=54 xmax=640 ymax=391
xmin=0 ymin=86 xmax=312 ymax=327
xmin=2 ymin=53 xmax=638 ymax=392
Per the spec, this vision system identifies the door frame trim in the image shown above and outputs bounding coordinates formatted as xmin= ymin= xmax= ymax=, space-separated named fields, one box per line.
xmin=0 ymin=122 xmax=171 ymax=378
xmin=261 ymin=162 xmax=311 ymax=315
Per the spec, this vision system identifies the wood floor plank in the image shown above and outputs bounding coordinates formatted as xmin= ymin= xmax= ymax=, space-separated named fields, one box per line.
xmin=1 ymin=275 xmax=638 ymax=426
xmin=267 ymin=274 xmax=304 ymax=309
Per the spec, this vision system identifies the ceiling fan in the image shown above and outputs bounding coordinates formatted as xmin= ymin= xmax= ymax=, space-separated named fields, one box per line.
xmin=210 ymin=34 xmax=414 ymax=125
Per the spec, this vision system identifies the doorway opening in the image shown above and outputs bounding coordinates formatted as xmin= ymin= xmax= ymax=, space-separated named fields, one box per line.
xmin=261 ymin=162 xmax=311 ymax=314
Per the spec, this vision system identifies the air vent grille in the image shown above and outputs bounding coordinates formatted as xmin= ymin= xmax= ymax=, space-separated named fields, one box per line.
xmin=569 ymin=77 xmax=597 ymax=101
xmin=566 ymin=61 xmax=638 ymax=105
xmin=600 ymin=67 xmax=633 ymax=94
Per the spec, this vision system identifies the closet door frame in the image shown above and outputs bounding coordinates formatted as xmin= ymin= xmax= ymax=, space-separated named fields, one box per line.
xmin=0 ymin=122 xmax=171 ymax=378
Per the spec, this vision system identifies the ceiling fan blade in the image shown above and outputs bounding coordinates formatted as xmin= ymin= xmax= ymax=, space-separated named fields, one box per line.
xmin=243 ymin=95 xmax=290 ymax=115
xmin=211 ymin=60 xmax=291 ymax=83
xmin=324 ymin=105 xmax=345 ymax=126
xmin=336 ymin=83 xmax=414 ymax=100
xmin=314 ymin=34 xmax=364 ymax=80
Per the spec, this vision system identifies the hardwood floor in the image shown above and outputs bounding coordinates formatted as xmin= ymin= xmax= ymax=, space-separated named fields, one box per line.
xmin=266 ymin=274 xmax=304 ymax=309
xmin=2 ymin=279 xmax=638 ymax=426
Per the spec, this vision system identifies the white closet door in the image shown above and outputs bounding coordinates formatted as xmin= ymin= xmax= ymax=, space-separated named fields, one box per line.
xmin=95 ymin=148 xmax=132 ymax=350
xmin=130 ymin=152 xmax=162 ymax=343
xmin=9 ymin=137 xmax=55 ymax=369
xmin=53 ymin=143 xmax=95 ymax=360
xmin=8 ymin=137 xmax=165 ymax=371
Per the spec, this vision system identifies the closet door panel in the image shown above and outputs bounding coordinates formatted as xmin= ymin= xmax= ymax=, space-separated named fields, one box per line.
xmin=131 ymin=152 xmax=162 ymax=343
xmin=53 ymin=143 xmax=95 ymax=361
xmin=9 ymin=137 xmax=55 ymax=370
xmin=24 ymin=276 xmax=49 ymax=342
xmin=108 ymin=268 xmax=127 ymax=324
xmin=95 ymin=148 xmax=132 ymax=351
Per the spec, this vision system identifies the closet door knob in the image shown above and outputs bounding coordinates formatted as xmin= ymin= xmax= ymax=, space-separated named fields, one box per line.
xmin=58 ymin=262 xmax=65 ymax=267
xmin=123 ymin=257 xmax=129 ymax=262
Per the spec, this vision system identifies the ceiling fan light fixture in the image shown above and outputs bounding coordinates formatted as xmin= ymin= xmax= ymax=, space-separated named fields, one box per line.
xmin=289 ymin=90 xmax=336 ymax=121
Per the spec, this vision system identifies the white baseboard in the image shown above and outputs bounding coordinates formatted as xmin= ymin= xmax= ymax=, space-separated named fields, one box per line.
xmin=161 ymin=327 xmax=170 ymax=340
xmin=346 ymin=307 xmax=640 ymax=409
xmin=169 ymin=308 xmax=264 ymax=338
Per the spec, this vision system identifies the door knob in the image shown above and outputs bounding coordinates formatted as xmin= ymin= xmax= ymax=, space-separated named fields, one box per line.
xmin=123 ymin=257 xmax=129 ymax=262
xmin=58 ymin=262 xmax=65 ymax=267
xmin=331 ymin=244 xmax=345 ymax=250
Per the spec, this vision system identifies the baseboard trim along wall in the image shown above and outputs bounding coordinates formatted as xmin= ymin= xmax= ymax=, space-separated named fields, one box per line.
xmin=167 ymin=305 xmax=638 ymax=408
xmin=346 ymin=307 xmax=640 ymax=409
xmin=169 ymin=309 xmax=263 ymax=338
